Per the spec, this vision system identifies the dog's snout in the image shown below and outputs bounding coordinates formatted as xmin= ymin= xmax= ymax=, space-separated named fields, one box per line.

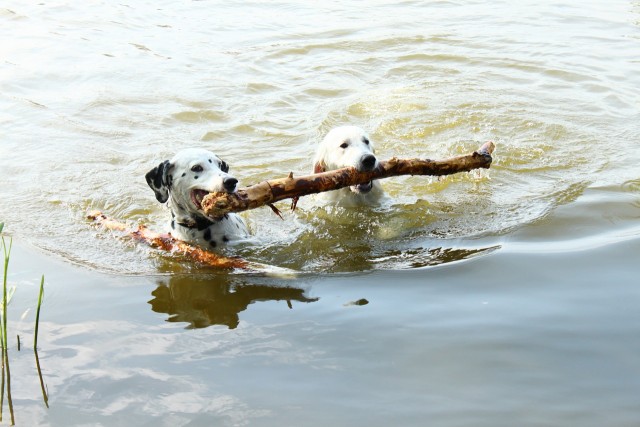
xmin=361 ymin=154 xmax=377 ymax=171
xmin=223 ymin=177 xmax=238 ymax=192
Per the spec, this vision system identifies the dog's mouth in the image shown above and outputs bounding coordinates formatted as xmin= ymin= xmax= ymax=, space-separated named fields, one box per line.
xmin=190 ymin=189 xmax=210 ymax=210
xmin=350 ymin=181 xmax=373 ymax=194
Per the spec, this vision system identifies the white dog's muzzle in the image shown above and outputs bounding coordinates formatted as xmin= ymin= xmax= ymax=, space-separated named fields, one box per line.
xmin=350 ymin=153 xmax=377 ymax=193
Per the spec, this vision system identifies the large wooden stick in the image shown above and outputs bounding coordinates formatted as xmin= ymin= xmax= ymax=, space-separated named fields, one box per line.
xmin=87 ymin=211 xmax=248 ymax=270
xmin=202 ymin=141 xmax=495 ymax=218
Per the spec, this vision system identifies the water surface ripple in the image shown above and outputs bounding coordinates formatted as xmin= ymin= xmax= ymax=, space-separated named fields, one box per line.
xmin=1 ymin=0 xmax=638 ymax=274
xmin=2 ymin=2 xmax=640 ymax=426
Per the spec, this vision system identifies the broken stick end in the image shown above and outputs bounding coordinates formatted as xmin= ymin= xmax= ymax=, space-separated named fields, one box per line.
xmin=476 ymin=141 xmax=496 ymax=156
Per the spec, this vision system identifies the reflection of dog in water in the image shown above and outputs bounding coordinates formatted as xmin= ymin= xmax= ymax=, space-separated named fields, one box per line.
xmin=149 ymin=275 xmax=318 ymax=329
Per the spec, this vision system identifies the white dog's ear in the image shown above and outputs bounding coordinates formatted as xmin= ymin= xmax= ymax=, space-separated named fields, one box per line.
xmin=313 ymin=161 xmax=326 ymax=174
xmin=145 ymin=160 xmax=172 ymax=203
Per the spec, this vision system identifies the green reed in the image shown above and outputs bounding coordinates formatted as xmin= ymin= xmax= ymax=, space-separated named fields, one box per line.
xmin=1 ymin=227 xmax=10 ymax=350
xmin=0 ymin=222 xmax=14 ymax=424
xmin=0 ymin=222 xmax=49 ymax=419
xmin=34 ymin=275 xmax=44 ymax=350
xmin=0 ymin=223 xmax=46 ymax=349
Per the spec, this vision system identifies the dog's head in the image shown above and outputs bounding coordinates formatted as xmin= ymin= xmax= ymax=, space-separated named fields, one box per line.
xmin=145 ymin=148 xmax=238 ymax=224
xmin=313 ymin=126 xmax=379 ymax=194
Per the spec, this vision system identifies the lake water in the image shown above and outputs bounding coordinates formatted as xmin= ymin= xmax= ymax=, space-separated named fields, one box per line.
xmin=1 ymin=0 xmax=640 ymax=425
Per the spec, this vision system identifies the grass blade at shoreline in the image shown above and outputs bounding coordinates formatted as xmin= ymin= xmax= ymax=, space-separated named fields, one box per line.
xmin=34 ymin=275 xmax=45 ymax=350
xmin=1 ymin=235 xmax=12 ymax=350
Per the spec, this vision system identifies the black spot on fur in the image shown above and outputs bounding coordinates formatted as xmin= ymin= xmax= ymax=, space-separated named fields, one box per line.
xmin=152 ymin=161 xmax=166 ymax=189
xmin=208 ymin=159 xmax=212 ymax=163
xmin=171 ymin=220 xmax=175 ymax=229
xmin=222 ymin=236 xmax=229 ymax=242
xmin=145 ymin=160 xmax=172 ymax=203
xmin=194 ymin=176 xmax=199 ymax=180
xmin=203 ymin=228 xmax=211 ymax=241
xmin=210 ymin=240 xmax=217 ymax=248
xmin=182 ymin=173 xmax=186 ymax=177
xmin=195 ymin=216 xmax=214 ymax=230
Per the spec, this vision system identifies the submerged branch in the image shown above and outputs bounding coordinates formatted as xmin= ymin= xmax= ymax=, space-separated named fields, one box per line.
xmin=87 ymin=212 xmax=248 ymax=270
xmin=202 ymin=141 xmax=495 ymax=218
xmin=87 ymin=212 xmax=294 ymax=274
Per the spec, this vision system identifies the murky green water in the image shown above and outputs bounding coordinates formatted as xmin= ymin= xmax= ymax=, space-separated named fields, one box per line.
xmin=1 ymin=0 xmax=640 ymax=425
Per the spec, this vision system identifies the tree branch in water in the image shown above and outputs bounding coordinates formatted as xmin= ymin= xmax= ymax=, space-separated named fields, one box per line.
xmin=87 ymin=211 xmax=248 ymax=269
xmin=202 ymin=141 xmax=495 ymax=218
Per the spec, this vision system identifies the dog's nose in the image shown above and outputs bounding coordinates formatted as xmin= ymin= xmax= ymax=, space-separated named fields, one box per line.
xmin=361 ymin=154 xmax=377 ymax=171
xmin=223 ymin=177 xmax=238 ymax=192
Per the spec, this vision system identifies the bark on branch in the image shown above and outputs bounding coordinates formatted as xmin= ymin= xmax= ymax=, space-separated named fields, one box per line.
xmin=88 ymin=211 xmax=298 ymax=273
xmin=202 ymin=141 xmax=495 ymax=218
xmin=87 ymin=211 xmax=248 ymax=269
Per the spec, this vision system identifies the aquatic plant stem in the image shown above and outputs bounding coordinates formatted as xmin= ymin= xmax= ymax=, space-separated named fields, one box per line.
xmin=0 ymin=230 xmax=5 ymax=422
xmin=2 ymin=348 xmax=14 ymax=425
xmin=34 ymin=349 xmax=49 ymax=408
xmin=1 ymin=236 xmax=12 ymax=350
xmin=34 ymin=275 xmax=44 ymax=350
xmin=0 ymin=347 xmax=4 ymax=422
xmin=0 ymin=233 xmax=15 ymax=424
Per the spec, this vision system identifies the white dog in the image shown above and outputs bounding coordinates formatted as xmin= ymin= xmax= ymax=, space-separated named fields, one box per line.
xmin=145 ymin=148 xmax=250 ymax=249
xmin=312 ymin=126 xmax=385 ymax=206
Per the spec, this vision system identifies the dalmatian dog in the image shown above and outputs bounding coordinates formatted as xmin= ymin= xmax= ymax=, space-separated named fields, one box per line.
xmin=145 ymin=148 xmax=250 ymax=249
xmin=312 ymin=126 xmax=385 ymax=206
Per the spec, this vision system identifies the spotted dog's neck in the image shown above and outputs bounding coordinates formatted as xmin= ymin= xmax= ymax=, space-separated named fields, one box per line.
xmin=174 ymin=214 xmax=224 ymax=231
xmin=169 ymin=212 xmax=238 ymax=249
xmin=169 ymin=198 xmax=227 ymax=229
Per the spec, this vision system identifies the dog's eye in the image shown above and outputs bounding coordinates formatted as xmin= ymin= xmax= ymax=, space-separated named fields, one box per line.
xmin=191 ymin=165 xmax=203 ymax=173
xmin=340 ymin=142 xmax=349 ymax=149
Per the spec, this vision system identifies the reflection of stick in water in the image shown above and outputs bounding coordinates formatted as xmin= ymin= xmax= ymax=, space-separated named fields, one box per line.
xmin=201 ymin=142 xmax=495 ymax=218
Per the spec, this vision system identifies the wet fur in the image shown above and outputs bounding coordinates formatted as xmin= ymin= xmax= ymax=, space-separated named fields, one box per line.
xmin=146 ymin=148 xmax=249 ymax=249
xmin=312 ymin=126 xmax=385 ymax=206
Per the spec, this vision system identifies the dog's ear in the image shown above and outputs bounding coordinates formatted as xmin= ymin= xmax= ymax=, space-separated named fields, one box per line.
xmin=145 ymin=160 xmax=172 ymax=203
xmin=313 ymin=161 xmax=326 ymax=174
